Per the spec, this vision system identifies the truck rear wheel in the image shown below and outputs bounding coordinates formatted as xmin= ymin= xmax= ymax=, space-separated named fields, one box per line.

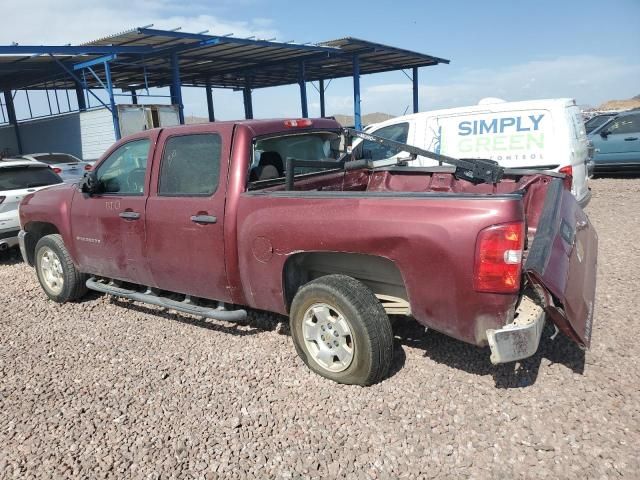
xmin=35 ymin=234 xmax=87 ymax=303
xmin=290 ymin=274 xmax=393 ymax=386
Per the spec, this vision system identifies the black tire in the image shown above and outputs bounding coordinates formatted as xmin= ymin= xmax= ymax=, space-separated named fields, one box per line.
xmin=35 ymin=234 xmax=88 ymax=303
xmin=290 ymin=274 xmax=393 ymax=386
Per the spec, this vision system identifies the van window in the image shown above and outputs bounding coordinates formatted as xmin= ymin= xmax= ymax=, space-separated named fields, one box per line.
xmin=362 ymin=123 xmax=409 ymax=160
xmin=159 ymin=134 xmax=222 ymax=196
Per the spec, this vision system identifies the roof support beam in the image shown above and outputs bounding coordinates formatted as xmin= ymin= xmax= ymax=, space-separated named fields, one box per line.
xmin=243 ymin=81 xmax=253 ymax=120
xmin=0 ymin=46 xmax=152 ymax=55
xmin=104 ymin=61 xmax=121 ymax=140
xmin=319 ymin=79 xmax=326 ymax=118
xmin=73 ymin=54 xmax=117 ymax=71
xmin=3 ymin=90 xmax=22 ymax=154
xmin=298 ymin=62 xmax=308 ymax=118
xmin=412 ymin=67 xmax=419 ymax=113
xmin=75 ymin=85 xmax=86 ymax=111
xmin=205 ymin=82 xmax=215 ymax=122
xmin=352 ymin=55 xmax=361 ymax=131
xmin=170 ymin=52 xmax=184 ymax=125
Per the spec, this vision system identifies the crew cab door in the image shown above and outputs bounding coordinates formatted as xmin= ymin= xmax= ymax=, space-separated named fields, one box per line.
xmin=525 ymin=179 xmax=598 ymax=347
xmin=70 ymin=134 xmax=156 ymax=284
xmin=144 ymin=125 xmax=232 ymax=301
xmin=592 ymin=113 xmax=640 ymax=165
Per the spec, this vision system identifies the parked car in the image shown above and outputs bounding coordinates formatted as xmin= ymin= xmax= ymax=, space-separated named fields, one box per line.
xmin=355 ymin=98 xmax=592 ymax=207
xmin=17 ymin=119 xmax=597 ymax=385
xmin=584 ymin=113 xmax=617 ymax=134
xmin=0 ymin=160 xmax=62 ymax=252
xmin=588 ymin=110 xmax=640 ymax=174
xmin=20 ymin=153 xmax=93 ymax=183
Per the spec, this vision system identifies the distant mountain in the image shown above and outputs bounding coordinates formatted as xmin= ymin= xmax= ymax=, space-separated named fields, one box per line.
xmin=331 ymin=112 xmax=395 ymax=127
xmin=185 ymin=112 xmax=396 ymax=127
xmin=597 ymin=96 xmax=640 ymax=111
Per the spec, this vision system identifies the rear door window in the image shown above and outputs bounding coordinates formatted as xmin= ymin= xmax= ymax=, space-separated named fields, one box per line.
xmin=0 ymin=166 xmax=62 ymax=190
xmin=159 ymin=134 xmax=222 ymax=196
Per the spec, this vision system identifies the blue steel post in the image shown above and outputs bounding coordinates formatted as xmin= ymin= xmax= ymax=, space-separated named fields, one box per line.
xmin=243 ymin=79 xmax=253 ymax=120
xmin=103 ymin=61 xmax=121 ymax=140
xmin=171 ymin=52 xmax=185 ymax=124
xmin=205 ymin=82 xmax=215 ymax=122
xmin=412 ymin=67 xmax=419 ymax=113
xmin=3 ymin=90 xmax=22 ymax=154
xmin=352 ymin=55 xmax=362 ymax=130
xmin=319 ymin=79 xmax=326 ymax=118
xmin=298 ymin=62 xmax=308 ymax=118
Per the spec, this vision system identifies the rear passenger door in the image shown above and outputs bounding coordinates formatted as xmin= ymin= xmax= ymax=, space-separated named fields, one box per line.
xmin=145 ymin=125 xmax=233 ymax=301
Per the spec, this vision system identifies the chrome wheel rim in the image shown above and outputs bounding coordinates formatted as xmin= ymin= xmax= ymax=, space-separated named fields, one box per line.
xmin=38 ymin=247 xmax=64 ymax=295
xmin=302 ymin=303 xmax=354 ymax=373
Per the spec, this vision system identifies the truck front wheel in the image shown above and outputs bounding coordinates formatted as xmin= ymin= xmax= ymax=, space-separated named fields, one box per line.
xmin=35 ymin=234 xmax=87 ymax=303
xmin=290 ymin=274 xmax=393 ymax=386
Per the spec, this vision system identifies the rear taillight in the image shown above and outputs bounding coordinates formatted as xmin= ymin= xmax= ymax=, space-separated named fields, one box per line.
xmin=474 ymin=222 xmax=525 ymax=294
xmin=84 ymin=164 xmax=92 ymax=171
xmin=52 ymin=167 xmax=62 ymax=174
xmin=559 ymin=165 xmax=572 ymax=190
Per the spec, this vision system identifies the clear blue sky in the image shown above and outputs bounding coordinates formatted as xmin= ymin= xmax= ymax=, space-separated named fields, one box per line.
xmin=3 ymin=0 xmax=640 ymax=120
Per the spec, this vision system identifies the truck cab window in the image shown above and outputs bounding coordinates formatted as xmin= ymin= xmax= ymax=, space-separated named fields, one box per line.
xmin=251 ymin=132 xmax=342 ymax=181
xmin=159 ymin=134 xmax=222 ymax=196
xmin=97 ymin=139 xmax=150 ymax=195
xmin=361 ymin=123 xmax=409 ymax=160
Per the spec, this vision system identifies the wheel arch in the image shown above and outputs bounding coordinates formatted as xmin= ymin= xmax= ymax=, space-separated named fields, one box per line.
xmin=22 ymin=221 xmax=60 ymax=266
xmin=282 ymin=251 xmax=409 ymax=315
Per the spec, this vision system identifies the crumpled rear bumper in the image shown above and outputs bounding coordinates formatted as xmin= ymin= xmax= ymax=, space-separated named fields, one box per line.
xmin=487 ymin=296 xmax=545 ymax=364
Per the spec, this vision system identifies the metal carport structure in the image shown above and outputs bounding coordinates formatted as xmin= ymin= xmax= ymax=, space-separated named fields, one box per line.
xmin=0 ymin=26 xmax=449 ymax=154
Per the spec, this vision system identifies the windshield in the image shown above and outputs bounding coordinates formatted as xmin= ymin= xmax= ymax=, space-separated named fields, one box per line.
xmin=250 ymin=131 xmax=343 ymax=182
xmin=0 ymin=166 xmax=62 ymax=190
xmin=30 ymin=153 xmax=79 ymax=164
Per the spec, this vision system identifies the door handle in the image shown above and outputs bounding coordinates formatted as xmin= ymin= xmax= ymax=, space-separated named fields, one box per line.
xmin=119 ymin=211 xmax=141 ymax=220
xmin=624 ymin=137 xmax=638 ymax=141
xmin=190 ymin=214 xmax=217 ymax=224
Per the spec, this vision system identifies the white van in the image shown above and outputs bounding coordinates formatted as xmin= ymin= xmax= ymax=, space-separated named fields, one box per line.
xmin=358 ymin=98 xmax=591 ymax=206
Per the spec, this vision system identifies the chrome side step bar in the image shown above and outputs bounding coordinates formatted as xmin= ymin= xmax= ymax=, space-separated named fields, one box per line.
xmin=86 ymin=277 xmax=247 ymax=322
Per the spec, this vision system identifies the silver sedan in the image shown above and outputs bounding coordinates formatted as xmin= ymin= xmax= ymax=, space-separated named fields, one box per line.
xmin=20 ymin=153 xmax=94 ymax=183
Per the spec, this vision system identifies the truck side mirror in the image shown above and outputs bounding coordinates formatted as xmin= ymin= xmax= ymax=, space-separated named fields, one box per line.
xmin=600 ymin=130 xmax=609 ymax=138
xmin=81 ymin=171 xmax=100 ymax=194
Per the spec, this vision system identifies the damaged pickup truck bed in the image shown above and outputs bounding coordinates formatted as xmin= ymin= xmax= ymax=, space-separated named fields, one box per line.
xmin=18 ymin=118 xmax=597 ymax=385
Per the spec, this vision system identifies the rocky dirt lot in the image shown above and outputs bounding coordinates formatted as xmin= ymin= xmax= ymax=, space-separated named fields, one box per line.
xmin=1 ymin=178 xmax=639 ymax=479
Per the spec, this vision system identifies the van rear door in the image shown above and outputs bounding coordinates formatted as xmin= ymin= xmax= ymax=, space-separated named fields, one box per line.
xmin=525 ymin=178 xmax=598 ymax=347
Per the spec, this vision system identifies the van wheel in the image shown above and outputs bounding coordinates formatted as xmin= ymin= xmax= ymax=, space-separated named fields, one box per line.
xmin=35 ymin=234 xmax=87 ymax=303
xmin=290 ymin=274 xmax=393 ymax=386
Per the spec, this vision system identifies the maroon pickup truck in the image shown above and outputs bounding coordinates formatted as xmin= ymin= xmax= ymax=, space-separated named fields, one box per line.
xmin=17 ymin=118 xmax=598 ymax=385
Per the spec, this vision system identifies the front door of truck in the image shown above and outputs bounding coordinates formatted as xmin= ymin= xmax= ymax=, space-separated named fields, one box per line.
xmin=592 ymin=113 xmax=640 ymax=167
xmin=144 ymin=125 xmax=232 ymax=302
xmin=70 ymin=133 xmax=157 ymax=285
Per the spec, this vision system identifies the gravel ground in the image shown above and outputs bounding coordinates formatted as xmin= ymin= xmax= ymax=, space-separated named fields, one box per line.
xmin=1 ymin=178 xmax=639 ymax=479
